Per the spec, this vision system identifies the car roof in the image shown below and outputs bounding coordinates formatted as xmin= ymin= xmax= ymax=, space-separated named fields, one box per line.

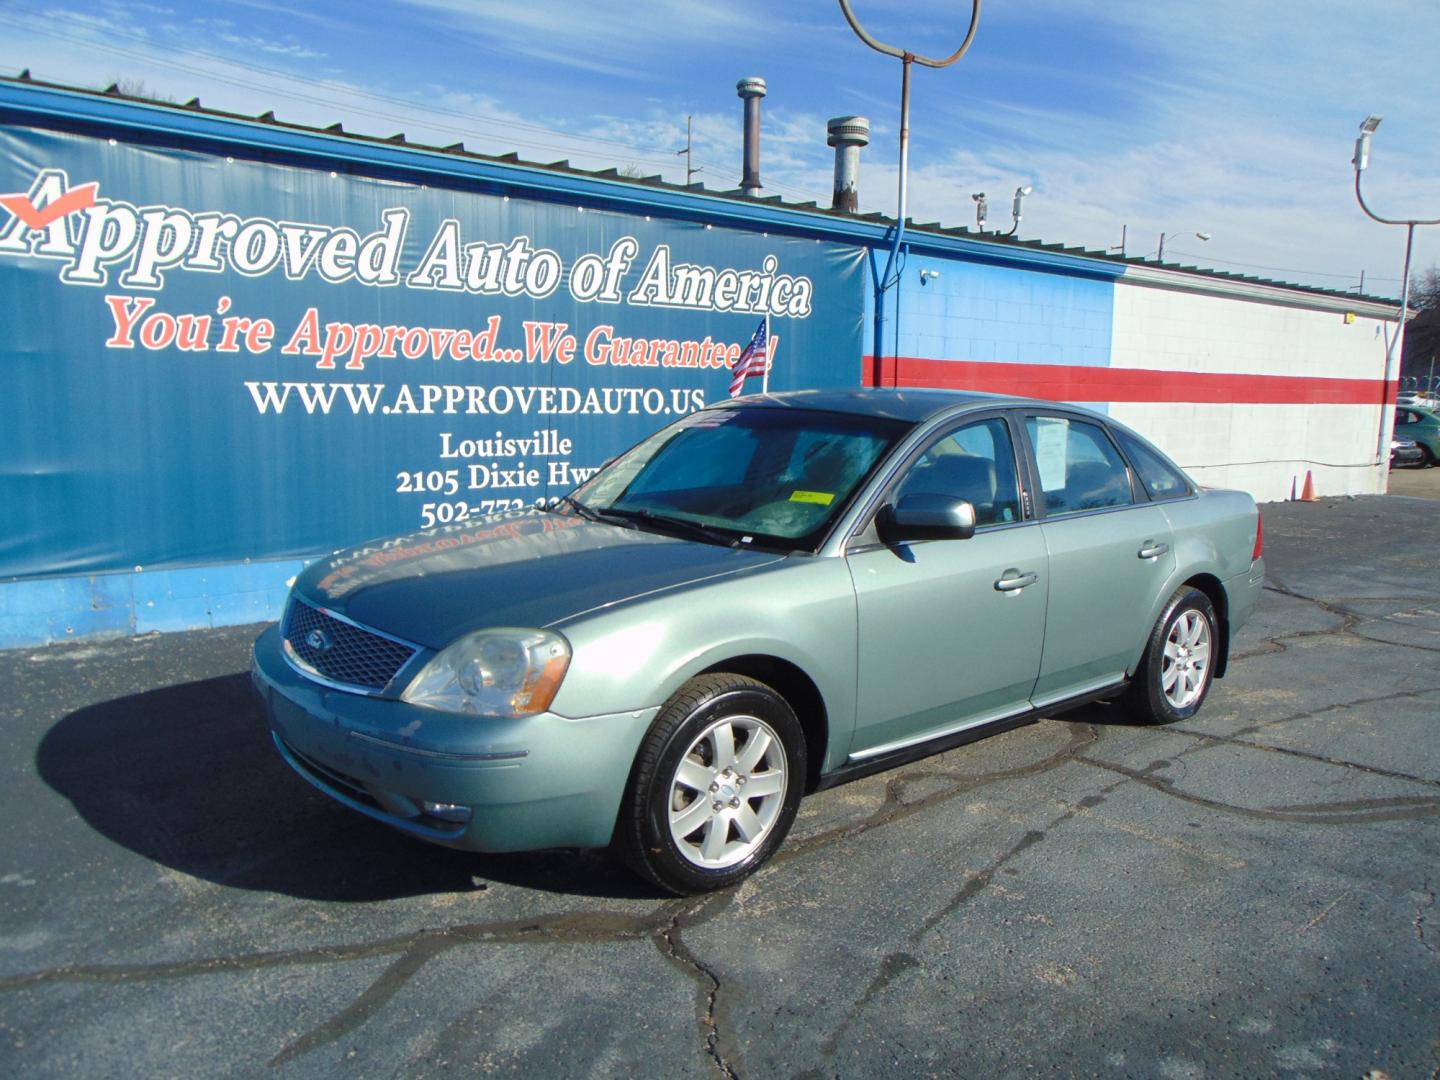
xmin=714 ymin=388 xmax=1098 ymax=425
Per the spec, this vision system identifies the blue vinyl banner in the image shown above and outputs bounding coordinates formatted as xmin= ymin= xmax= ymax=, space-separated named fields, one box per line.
xmin=0 ymin=126 xmax=865 ymax=580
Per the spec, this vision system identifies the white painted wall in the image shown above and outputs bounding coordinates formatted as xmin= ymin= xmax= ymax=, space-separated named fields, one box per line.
xmin=1110 ymin=281 xmax=1394 ymax=502
xmin=1109 ymin=402 xmax=1385 ymax=501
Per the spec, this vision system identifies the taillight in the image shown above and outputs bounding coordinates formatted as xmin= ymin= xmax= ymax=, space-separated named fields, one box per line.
xmin=1252 ymin=511 xmax=1264 ymax=562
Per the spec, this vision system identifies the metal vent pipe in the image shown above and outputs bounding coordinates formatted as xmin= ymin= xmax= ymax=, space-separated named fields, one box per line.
xmin=736 ymin=77 xmax=766 ymax=196
xmin=827 ymin=116 xmax=869 ymax=213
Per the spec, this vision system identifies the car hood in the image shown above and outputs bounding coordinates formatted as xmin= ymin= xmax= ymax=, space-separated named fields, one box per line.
xmin=292 ymin=510 xmax=786 ymax=649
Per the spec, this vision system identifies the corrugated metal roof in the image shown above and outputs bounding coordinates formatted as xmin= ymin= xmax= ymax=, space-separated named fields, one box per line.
xmin=0 ymin=71 xmax=1398 ymax=310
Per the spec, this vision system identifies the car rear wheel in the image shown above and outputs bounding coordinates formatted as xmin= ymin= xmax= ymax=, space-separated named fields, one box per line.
xmin=1123 ymin=586 xmax=1218 ymax=725
xmin=616 ymin=673 xmax=804 ymax=895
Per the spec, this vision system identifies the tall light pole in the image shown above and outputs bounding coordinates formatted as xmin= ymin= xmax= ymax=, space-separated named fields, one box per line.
xmin=1352 ymin=114 xmax=1440 ymax=463
xmin=838 ymin=0 xmax=981 ymax=382
xmin=1156 ymin=230 xmax=1211 ymax=261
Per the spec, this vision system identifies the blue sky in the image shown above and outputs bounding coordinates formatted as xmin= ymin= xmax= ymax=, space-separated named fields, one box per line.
xmin=2 ymin=0 xmax=1437 ymax=297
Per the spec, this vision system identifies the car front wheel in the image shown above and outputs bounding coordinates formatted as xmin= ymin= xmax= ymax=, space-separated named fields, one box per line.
xmin=616 ymin=673 xmax=804 ymax=894
xmin=1123 ymin=586 xmax=1219 ymax=724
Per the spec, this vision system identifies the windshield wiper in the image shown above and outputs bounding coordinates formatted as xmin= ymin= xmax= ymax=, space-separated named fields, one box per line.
xmin=554 ymin=494 xmax=631 ymax=527
xmin=603 ymin=508 xmax=740 ymax=548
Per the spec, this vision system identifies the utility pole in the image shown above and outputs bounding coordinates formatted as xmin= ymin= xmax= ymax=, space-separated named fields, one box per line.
xmin=1351 ymin=114 xmax=1440 ymax=462
xmin=676 ymin=116 xmax=702 ymax=186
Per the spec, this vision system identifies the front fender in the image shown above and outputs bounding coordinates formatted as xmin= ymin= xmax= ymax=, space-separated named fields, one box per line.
xmin=549 ymin=555 xmax=858 ymax=752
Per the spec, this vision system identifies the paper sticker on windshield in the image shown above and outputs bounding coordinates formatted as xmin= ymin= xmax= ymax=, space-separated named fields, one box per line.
xmin=1032 ymin=417 xmax=1069 ymax=492
xmin=789 ymin=490 xmax=834 ymax=506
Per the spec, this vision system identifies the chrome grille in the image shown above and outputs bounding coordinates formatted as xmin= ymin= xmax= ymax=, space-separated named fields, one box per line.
xmin=283 ymin=598 xmax=417 ymax=692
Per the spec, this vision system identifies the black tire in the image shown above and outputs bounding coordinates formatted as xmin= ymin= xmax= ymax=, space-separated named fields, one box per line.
xmin=1420 ymin=445 xmax=1436 ymax=469
xmin=616 ymin=673 xmax=805 ymax=895
xmin=1121 ymin=586 xmax=1219 ymax=725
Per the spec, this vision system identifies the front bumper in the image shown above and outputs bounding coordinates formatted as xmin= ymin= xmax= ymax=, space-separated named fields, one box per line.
xmin=251 ymin=625 xmax=658 ymax=853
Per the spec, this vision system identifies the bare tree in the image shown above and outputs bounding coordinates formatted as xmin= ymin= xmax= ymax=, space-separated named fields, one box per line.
xmin=1402 ymin=267 xmax=1440 ymax=387
xmin=109 ymin=78 xmax=174 ymax=103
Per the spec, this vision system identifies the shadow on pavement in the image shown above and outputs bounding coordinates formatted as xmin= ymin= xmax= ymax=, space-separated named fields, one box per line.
xmin=35 ymin=672 xmax=655 ymax=902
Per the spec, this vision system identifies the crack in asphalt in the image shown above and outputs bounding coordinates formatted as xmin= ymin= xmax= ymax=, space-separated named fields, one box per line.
xmin=1168 ymin=690 xmax=1440 ymax=793
xmin=1418 ymin=879 xmax=1435 ymax=956
xmin=656 ymin=897 xmax=741 ymax=1079
xmin=1259 ymin=579 xmax=1440 ymax=656
xmin=1 ymin=908 xmax=685 ymax=1066
xmin=1074 ymin=753 xmax=1440 ymax=824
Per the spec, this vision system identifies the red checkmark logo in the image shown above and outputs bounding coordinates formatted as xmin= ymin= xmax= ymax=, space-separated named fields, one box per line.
xmin=0 ymin=182 xmax=98 ymax=230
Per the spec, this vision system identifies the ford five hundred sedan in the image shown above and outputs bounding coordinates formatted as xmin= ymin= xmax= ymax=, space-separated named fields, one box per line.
xmin=252 ymin=389 xmax=1265 ymax=894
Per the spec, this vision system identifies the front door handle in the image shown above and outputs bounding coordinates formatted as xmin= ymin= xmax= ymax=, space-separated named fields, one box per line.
xmin=995 ymin=569 xmax=1038 ymax=592
xmin=1138 ymin=541 xmax=1170 ymax=559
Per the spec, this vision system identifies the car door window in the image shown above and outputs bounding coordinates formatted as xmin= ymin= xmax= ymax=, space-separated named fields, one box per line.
xmin=1026 ymin=416 xmax=1133 ymax=516
xmin=893 ymin=417 xmax=1021 ymax=527
xmin=1116 ymin=431 xmax=1191 ymax=500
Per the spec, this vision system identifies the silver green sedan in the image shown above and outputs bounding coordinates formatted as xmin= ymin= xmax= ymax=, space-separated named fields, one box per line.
xmin=251 ymin=390 xmax=1265 ymax=894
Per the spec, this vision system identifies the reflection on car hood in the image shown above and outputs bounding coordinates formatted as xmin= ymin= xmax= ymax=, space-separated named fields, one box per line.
xmin=292 ymin=510 xmax=785 ymax=649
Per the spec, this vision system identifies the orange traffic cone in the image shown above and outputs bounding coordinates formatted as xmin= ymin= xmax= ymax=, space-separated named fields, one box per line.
xmin=1299 ymin=470 xmax=1318 ymax=502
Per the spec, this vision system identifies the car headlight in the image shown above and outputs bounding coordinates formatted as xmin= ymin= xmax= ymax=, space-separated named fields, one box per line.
xmin=402 ymin=628 xmax=571 ymax=717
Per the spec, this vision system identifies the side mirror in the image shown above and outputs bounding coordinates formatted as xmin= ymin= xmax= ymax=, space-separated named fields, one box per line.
xmin=876 ymin=497 xmax=977 ymax=543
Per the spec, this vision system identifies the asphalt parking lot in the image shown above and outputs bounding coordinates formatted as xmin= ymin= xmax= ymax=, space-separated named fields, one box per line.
xmin=1 ymin=492 xmax=1437 ymax=1078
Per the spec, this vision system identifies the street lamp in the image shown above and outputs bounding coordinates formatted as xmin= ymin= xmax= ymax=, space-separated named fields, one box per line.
xmin=1002 ymin=185 xmax=1033 ymax=237
xmin=1156 ymin=230 xmax=1211 ymax=261
xmin=838 ymin=0 xmax=981 ymax=380
xmin=1352 ymin=114 xmax=1381 ymax=172
xmin=1351 ymin=114 xmax=1440 ymax=464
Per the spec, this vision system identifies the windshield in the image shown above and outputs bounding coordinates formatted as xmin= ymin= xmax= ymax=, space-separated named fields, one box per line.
xmin=571 ymin=405 xmax=911 ymax=550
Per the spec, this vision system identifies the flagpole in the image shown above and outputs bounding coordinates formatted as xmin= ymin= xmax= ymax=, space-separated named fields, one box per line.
xmin=761 ymin=313 xmax=770 ymax=395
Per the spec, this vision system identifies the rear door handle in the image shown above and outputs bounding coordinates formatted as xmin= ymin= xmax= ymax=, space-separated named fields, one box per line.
xmin=995 ymin=569 xmax=1038 ymax=592
xmin=1138 ymin=541 xmax=1170 ymax=559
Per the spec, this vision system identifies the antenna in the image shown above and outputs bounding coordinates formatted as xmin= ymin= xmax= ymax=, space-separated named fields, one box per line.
xmin=676 ymin=115 xmax=703 ymax=186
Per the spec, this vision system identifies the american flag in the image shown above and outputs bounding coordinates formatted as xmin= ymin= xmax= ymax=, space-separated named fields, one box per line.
xmin=728 ymin=317 xmax=770 ymax=397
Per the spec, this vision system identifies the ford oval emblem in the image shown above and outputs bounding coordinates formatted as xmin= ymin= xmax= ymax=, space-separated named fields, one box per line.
xmin=305 ymin=628 xmax=332 ymax=653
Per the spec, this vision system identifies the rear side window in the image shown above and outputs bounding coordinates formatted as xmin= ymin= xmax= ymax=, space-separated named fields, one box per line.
xmin=1116 ymin=431 xmax=1191 ymax=500
xmin=1025 ymin=416 xmax=1134 ymax=516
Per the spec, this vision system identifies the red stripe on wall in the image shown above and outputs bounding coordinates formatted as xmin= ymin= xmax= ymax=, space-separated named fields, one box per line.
xmin=864 ymin=357 xmax=1396 ymax=406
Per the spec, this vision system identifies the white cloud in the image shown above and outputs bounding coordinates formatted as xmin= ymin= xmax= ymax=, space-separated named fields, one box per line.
xmin=393 ymin=0 xmax=763 ymax=69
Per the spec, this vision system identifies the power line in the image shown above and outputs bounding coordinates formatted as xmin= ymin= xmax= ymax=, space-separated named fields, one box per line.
xmin=1164 ymin=247 xmax=1400 ymax=285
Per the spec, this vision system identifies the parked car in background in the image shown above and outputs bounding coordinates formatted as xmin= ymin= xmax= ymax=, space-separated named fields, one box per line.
xmin=252 ymin=390 xmax=1265 ymax=894
xmin=1391 ymin=437 xmax=1424 ymax=469
xmin=1396 ymin=393 xmax=1439 ymax=410
xmin=1395 ymin=406 xmax=1440 ymax=467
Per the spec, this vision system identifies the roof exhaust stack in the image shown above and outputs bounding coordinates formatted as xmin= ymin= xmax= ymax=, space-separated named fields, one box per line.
xmin=736 ymin=77 xmax=766 ymax=196
xmin=827 ymin=116 xmax=870 ymax=213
